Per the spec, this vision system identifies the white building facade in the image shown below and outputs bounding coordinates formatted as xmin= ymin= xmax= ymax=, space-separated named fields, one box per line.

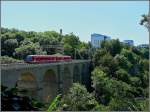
xmin=91 ymin=33 xmax=111 ymax=48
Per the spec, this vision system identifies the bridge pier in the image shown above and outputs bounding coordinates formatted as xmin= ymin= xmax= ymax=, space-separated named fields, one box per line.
xmin=1 ymin=60 xmax=91 ymax=103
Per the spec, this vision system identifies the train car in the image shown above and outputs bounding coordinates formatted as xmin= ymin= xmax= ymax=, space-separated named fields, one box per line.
xmin=25 ymin=54 xmax=72 ymax=63
xmin=63 ymin=56 xmax=72 ymax=61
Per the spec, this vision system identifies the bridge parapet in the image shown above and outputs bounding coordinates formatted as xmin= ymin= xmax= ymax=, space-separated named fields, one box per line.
xmin=1 ymin=60 xmax=91 ymax=70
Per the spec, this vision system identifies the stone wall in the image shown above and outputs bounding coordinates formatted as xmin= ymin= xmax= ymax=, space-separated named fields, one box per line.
xmin=1 ymin=60 xmax=90 ymax=102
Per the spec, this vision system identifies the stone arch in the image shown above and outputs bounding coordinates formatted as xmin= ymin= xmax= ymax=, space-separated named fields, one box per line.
xmin=16 ymin=72 xmax=38 ymax=98
xmin=42 ymin=69 xmax=58 ymax=103
xmin=73 ymin=65 xmax=81 ymax=83
xmin=62 ymin=67 xmax=72 ymax=94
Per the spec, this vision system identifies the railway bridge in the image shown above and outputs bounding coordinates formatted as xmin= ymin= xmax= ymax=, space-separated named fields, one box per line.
xmin=1 ymin=60 xmax=91 ymax=103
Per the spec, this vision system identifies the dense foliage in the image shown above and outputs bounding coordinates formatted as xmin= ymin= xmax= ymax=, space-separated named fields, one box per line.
xmin=55 ymin=40 xmax=149 ymax=111
xmin=1 ymin=85 xmax=45 ymax=111
xmin=91 ymin=40 xmax=149 ymax=111
xmin=58 ymin=83 xmax=100 ymax=111
xmin=1 ymin=27 xmax=149 ymax=111
xmin=0 ymin=56 xmax=23 ymax=64
xmin=1 ymin=27 xmax=91 ymax=61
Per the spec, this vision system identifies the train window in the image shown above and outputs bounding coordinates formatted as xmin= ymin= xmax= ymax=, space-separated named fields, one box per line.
xmin=53 ymin=57 xmax=56 ymax=60
xmin=33 ymin=56 xmax=35 ymax=61
xmin=26 ymin=55 xmax=32 ymax=61
xmin=35 ymin=57 xmax=39 ymax=61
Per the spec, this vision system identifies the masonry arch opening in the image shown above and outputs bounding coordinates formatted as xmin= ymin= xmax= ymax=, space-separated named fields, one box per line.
xmin=43 ymin=69 xmax=58 ymax=103
xmin=16 ymin=72 xmax=38 ymax=98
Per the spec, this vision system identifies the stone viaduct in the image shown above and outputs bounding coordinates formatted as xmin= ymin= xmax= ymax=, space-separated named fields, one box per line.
xmin=1 ymin=60 xmax=91 ymax=103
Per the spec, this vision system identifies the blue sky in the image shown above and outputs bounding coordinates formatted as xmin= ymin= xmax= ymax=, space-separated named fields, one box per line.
xmin=2 ymin=1 xmax=149 ymax=45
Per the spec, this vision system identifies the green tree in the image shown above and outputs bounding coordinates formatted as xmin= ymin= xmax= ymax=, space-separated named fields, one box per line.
xmin=140 ymin=71 xmax=149 ymax=88
xmin=1 ymin=27 xmax=10 ymax=34
xmin=15 ymin=31 xmax=26 ymax=43
xmin=93 ymin=50 xmax=118 ymax=76
xmin=101 ymin=39 xmax=123 ymax=56
xmin=140 ymin=14 xmax=150 ymax=30
xmin=78 ymin=48 xmax=89 ymax=59
xmin=134 ymin=99 xmax=149 ymax=111
xmin=38 ymin=35 xmax=59 ymax=46
xmin=130 ymin=77 xmax=142 ymax=87
xmin=3 ymin=39 xmax=18 ymax=57
xmin=91 ymin=68 xmax=112 ymax=104
xmin=20 ymin=38 xmax=33 ymax=46
xmin=141 ymin=48 xmax=149 ymax=59
xmin=26 ymin=31 xmax=37 ymax=38
xmin=63 ymin=43 xmax=73 ymax=56
xmin=60 ymin=83 xmax=99 ymax=111
xmin=132 ymin=47 xmax=142 ymax=56
xmin=15 ymin=42 xmax=46 ymax=59
xmin=92 ymin=68 xmax=133 ymax=104
xmin=114 ymin=54 xmax=132 ymax=71
xmin=115 ymin=69 xmax=130 ymax=83
xmin=121 ymin=48 xmax=139 ymax=64
xmin=108 ymin=97 xmax=137 ymax=111
xmin=44 ymin=31 xmax=60 ymax=39
xmin=92 ymin=49 xmax=107 ymax=66
xmin=79 ymin=42 xmax=89 ymax=49
xmin=139 ymin=59 xmax=149 ymax=71
xmin=32 ymin=32 xmax=60 ymax=54
xmin=62 ymin=33 xmax=80 ymax=58
xmin=0 ymin=56 xmax=23 ymax=64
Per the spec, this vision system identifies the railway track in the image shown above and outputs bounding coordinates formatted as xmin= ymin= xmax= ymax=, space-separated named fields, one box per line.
xmin=1 ymin=60 xmax=91 ymax=69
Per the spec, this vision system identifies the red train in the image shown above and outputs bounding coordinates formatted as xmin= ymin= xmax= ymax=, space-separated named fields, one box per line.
xmin=25 ymin=54 xmax=72 ymax=63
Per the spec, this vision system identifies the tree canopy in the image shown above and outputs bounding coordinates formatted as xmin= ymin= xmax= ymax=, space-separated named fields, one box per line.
xmin=91 ymin=39 xmax=149 ymax=111
xmin=1 ymin=27 xmax=149 ymax=111
xmin=1 ymin=27 xmax=91 ymax=60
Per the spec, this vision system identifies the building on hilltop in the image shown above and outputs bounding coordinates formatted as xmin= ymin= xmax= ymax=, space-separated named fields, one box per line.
xmin=91 ymin=33 xmax=111 ymax=48
xmin=123 ymin=40 xmax=134 ymax=46
xmin=137 ymin=44 xmax=149 ymax=48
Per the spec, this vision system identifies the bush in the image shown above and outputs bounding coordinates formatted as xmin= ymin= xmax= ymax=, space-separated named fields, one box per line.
xmin=59 ymin=83 xmax=99 ymax=111
xmin=0 ymin=56 xmax=23 ymax=64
